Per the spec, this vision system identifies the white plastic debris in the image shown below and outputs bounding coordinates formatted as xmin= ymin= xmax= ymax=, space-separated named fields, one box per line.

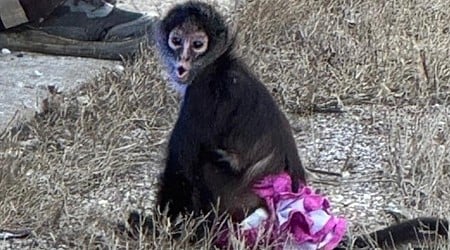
xmin=239 ymin=207 xmax=269 ymax=230
xmin=1 ymin=48 xmax=11 ymax=55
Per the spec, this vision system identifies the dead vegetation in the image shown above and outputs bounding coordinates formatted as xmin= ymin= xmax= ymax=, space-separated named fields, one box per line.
xmin=1 ymin=0 xmax=450 ymax=249
xmin=237 ymin=0 xmax=450 ymax=112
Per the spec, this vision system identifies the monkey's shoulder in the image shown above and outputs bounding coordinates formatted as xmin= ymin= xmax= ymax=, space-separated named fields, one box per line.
xmin=212 ymin=56 xmax=273 ymax=96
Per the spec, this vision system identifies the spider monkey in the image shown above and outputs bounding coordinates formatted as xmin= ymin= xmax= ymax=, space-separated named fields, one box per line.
xmin=153 ymin=1 xmax=306 ymax=224
xmin=126 ymin=1 xmax=449 ymax=248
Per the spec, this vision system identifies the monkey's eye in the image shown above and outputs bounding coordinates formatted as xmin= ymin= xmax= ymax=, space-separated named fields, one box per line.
xmin=193 ymin=41 xmax=204 ymax=49
xmin=171 ymin=37 xmax=182 ymax=47
xmin=192 ymin=40 xmax=207 ymax=53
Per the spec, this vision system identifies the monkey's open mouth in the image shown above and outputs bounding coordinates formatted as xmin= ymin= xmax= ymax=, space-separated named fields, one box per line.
xmin=176 ymin=66 xmax=189 ymax=81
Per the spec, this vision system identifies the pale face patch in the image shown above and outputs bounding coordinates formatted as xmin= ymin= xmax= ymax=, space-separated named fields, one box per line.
xmin=167 ymin=23 xmax=209 ymax=84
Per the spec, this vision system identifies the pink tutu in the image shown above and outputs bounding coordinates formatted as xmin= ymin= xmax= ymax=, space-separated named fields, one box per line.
xmin=215 ymin=173 xmax=347 ymax=250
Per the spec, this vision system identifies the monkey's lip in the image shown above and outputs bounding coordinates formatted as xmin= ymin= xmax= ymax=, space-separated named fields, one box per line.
xmin=176 ymin=66 xmax=189 ymax=81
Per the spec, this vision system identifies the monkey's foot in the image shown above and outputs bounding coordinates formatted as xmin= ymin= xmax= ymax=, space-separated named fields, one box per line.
xmin=118 ymin=211 xmax=157 ymax=239
xmin=0 ymin=1 xmax=155 ymax=60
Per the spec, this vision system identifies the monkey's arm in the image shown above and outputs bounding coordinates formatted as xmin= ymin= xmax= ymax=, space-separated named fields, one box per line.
xmin=157 ymin=109 xmax=211 ymax=218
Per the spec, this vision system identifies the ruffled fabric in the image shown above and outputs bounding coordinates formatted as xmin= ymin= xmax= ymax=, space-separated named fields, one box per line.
xmin=215 ymin=173 xmax=347 ymax=250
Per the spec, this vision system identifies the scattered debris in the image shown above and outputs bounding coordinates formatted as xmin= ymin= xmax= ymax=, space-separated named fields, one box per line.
xmin=1 ymin=48 xmax=11 ymax=55
xmin=33 ymin=70 xmax=43 ymax=77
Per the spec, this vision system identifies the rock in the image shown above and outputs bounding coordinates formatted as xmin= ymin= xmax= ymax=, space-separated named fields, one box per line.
xmin=113 ymin=64 xmax=125 ymax=74
xmin=15 ymin=81 xmax=24 ymax=88
xmin=34 ymin=70 xmax=43 ymax=77
xmin=98 ymin=200 xmax=109 ymax=207
xmin=77 ymin=95 xmax=90 ymax=105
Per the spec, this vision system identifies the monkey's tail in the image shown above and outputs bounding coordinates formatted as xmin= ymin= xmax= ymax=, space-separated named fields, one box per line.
xmin=336 ymin=217 xmax=449 ymax=249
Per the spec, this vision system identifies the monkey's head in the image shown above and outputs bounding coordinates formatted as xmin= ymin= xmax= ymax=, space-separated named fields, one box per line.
xmin=155 ymin=1 xmax=230 ymax=85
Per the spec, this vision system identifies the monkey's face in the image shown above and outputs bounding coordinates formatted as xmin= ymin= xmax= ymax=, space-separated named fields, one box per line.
xmin=167 ymin=23 xmax=209 ymax=84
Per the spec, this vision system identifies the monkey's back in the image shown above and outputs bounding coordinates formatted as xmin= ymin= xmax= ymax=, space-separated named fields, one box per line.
xmin=181 ymin=53 xmax=306 ymax=208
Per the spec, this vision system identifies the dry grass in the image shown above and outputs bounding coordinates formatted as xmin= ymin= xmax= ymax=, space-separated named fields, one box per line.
xmin=0 ymin=49 xmax=178 ymax=248
xmin=1 ymin=0 xmax=450 ymax=249
xmin=237 ymin=0 xmax=450 ymax=112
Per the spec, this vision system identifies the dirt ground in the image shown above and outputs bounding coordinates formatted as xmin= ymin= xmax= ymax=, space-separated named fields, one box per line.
xmin=1 ymin=0 xmax=450 ymax=249
xmin=0 ymin=52 xmax=117 ymax=129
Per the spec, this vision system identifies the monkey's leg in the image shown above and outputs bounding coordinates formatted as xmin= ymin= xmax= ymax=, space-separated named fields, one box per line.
xmin=351 ymin=217 xmax=449 ymax=248
xmin=122 ymin=173 xmax=194 ymax=240
xmin=122 ymin=172 xmax=194 ymax=239
xmin=157 ymin=171 xmax=194 ymax=220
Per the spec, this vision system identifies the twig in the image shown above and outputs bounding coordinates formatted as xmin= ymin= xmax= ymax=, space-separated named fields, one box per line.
xmin=306 ymin=167 xmax=342 ymax=177
xmin=312 ymin=104 xmax=345 ymax=114
xmin=0 ymin=228 xmax=31 ymax=240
